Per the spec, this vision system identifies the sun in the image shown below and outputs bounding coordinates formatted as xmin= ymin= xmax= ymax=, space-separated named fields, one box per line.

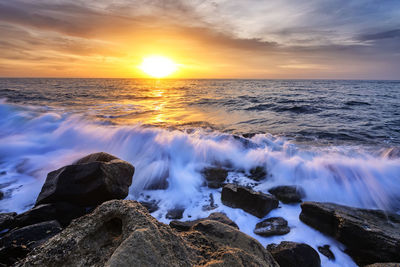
xmin=138 ymin=56 xmax=178 ymax=78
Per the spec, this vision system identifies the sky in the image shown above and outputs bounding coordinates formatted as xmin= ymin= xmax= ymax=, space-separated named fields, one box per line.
xmin=0 ymin=0 xmax=399 ymax=79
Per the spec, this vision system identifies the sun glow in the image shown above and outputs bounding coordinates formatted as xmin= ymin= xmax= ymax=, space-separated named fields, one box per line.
xmin=139 ymin=56 xmax=178 ymax=78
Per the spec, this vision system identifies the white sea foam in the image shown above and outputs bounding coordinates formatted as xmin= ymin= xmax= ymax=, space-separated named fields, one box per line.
xmin=1 ymin=101 xmax=399 ymax=267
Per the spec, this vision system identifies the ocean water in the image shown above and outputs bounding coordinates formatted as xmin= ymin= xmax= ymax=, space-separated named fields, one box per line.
xmin=1 ymin=78 xmax=400 ymax=266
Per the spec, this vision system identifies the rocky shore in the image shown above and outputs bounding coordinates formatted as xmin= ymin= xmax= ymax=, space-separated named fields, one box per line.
xmin=0 ymin=152 xmax=399 ymax=266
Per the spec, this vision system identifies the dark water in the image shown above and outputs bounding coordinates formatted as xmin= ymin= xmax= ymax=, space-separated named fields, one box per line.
xmin=1 ymin=78 xmax=399 ymax=145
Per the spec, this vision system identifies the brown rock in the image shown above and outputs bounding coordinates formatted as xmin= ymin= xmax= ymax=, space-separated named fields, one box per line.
xmin=267 ymin=241 xmax=321 ymax=267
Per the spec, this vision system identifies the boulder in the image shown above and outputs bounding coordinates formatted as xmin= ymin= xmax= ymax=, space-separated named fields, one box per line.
xmin=268 ymin=185 xmax=305 ymax=204
xmin=254 ymin=217 xmax=290 ymax=237
xmin=0 ymin=220 xmax=62 ymax=265
xmin=14 ymin=202 xmax=86 ymax=228
xmin=300 ymin=202 xmax=400 ymax=266
xmin=18 ymin=200 xmax=279 ymax=267
xmin=267 ymin=241 xmax=321 ymax=267
xmin=221 ymin=184 xmax=278 ymax=218
xmin=248 ymin=166 xmax=267 ymax=181
xmin=317 ymin=245 xmax=335 ymax=261
xmin=170 ymin=212 xmax=239 ymax=232
xmin=0 ymin=212 xmax=16 ymax=231
xmin=202 ymin=167 xmax=228 ymax=188
xmin=35 ymin=152 xmax=135 ymax=207
xmin=166 ymin=208 xmax=185 ymax=220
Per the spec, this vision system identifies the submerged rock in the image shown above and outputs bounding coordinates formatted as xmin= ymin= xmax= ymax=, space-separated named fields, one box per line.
xmin=202 ymin=167 xmax=228 ymax=188
xmin=170 ymin=212 xmax=239 ymax=232
xmin=202 ymin=193 xmax=218 ymax=211
xmin=317 ymin=244 xmax=335 ymax=261
xmin=248 ymin=166 xmax=267 ymax=181
xmin=268 ymin=185 xmax=305 ymax=203
xmin=0 ymin=212 xmax=16 ymax=231
xmin=36 ymin=152 xmax=135 ymax=207
xmin=267 ymin=241 xmax=321 ymax=267
xmin=221 ymin=184 xmax=279 ymax=218
xmin=0 ymin=220 xmax=62 ymax=265
xmin=300 ymin=201 xmax=400 ymax=266
xmin=166 ymin=208 xmax=185 ymax=220
xmin=18 ymin=200 xmax=279 ymax=267
xmin=254 ymin=217 xmax=290 ymax=237
xmin=14 ymin=202 xmax=86 ymax=228
xmin=0 ymin=191 xmax=3 ymax=200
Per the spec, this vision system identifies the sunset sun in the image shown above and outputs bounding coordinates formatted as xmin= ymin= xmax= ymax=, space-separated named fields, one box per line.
xmin=139 ymin=56 xmax=178 ymax=78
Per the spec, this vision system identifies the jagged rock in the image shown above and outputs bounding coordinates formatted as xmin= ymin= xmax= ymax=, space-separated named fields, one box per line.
xmin=202 ymin=167 xmax=228 ymax=188
xmin=318 ymin=245 xmax=335 ymax=260
xmin=268 ymin=185 xmax=305 ymax=203
xmin=267 ymin=241 xmax=321 ymax=267
xmin=166 ymin=208 xmax=185 ymax=219
xmin=254 ymin=217 xmax=290 ymax=237
xmin=0 ymin=220 xmax=62 ymax=265
xmin=300 ymin=202 xmax=400 ymax=266
xmin=170 ymin=212 xmax=239 ymax=231
xmin=139 ymin=200 xmax=159 ymax=213
xmin=221 ymin=184 xmax=278 ymax=218
xmin=248 ymin=166 xmax=267 ymax=181
xmin=0 ymin=212 xmax=16 ymax=231
xmin=36 ymin=152 xmax=135 ymax=207
xmin=18 ymin=200 xmax=278 ymax=267
xmin=14 ymin=202 xmax=86 ymax=228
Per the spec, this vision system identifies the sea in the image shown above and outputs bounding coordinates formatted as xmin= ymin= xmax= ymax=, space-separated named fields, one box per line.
xmin=1 ymin=78 xmax=400 ymax=266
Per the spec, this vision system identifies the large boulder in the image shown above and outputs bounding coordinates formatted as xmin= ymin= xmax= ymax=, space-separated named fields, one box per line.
xmin=253 ymin=217 xmax=290 ymax=237
xmin=300 ymin=202 xmax=400 ymax=266
xmin=221 ymin=184 xmax=279 ymax=218
xmin=170 ymin=212 xmax=239 ymax=232
xmin=18 ymin=200 xmax=279 ymax=267
xmin=36 ymin=152 xmax=135 ymax=207
xmin=0 ymin=220 xmax=62 ymax=265
xmin=268 ymin=185 xmax=305 ymax=204
xmin=202 ymin=167 xmax=228 ymax=188
xmin=267 ymin=241 xmax=321 ymax=267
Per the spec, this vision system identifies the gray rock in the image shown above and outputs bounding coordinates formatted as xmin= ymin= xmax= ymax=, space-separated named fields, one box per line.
xmin=202 ymin=167 xmax=228 ymax=188
xmin=300 ymin=202 xmax=400 ymax=266
xmin=318 ymin=245 xmax=335 ymax=261
xmin=36 ymin=152 xmax=135 ymax=207
xmin=18 ymin=200 xmax=279 ymax=267
xmin=268 ymin=185 xmax=305 ymax=203
xmin=0 ymin=191 xmax=3 ymax=200
xmin=267 ymin=241 xmax=321 ymax=267
xmin=248 ymin=166 xmax=267 ymax=181
xmin=166 ymin=208 xmax=185 ymax=219
xmin=254 ymin=217 xmax=290 ymax=237
xmin=139 ymin=200 xmax=159 ymax=213
xmin=221 ymin=184 xmax=278 ymax=218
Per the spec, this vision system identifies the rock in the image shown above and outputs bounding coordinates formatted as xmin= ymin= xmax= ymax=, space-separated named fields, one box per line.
xmin=202 ymin=167 xmax=228 ymax=188
xmin=36 ymin=152 xmax=135 ymax=207
xmin=300 ymin=202 xmax=400 ymax=266
xmin=166 ymin=208 xmax=185 ymax=219
xmin=248 ymin=166 xmax=267 ymax=181
xmin=268 ymin=185 xmax=305 ymax=203
xmin=254 ymin=217 xmax=290 ymax=237
xmin=0 ymin=220 xmax=62 ymax=265
xmin=74 ymin=152 xmax=118 ymax=164
xmin=170 ymin=212 xmax=239 ymax=232
xmin=202 ymin=193 xmax=218 ymax=211
xmin=18 ymin=200 xmax=279 ymax=267
xmin=0 ymin=191 xmax=3 ymax=200
xmin=14 ymin=202 xmax=86 ymax=228
xmin=0 ymin=212 xmax=16 ymax=231
xmin=365 ymin=263 xmax=400 ymax=267
xmin=139 ymin=200 xmax=159 ymax=213
xmin=267 ymin=241 xmax=321 ymax=267
xmin=221 ymin=184 xmax=279 ymax=218
xmin=318 ymin=245 xmax=335 ymax=260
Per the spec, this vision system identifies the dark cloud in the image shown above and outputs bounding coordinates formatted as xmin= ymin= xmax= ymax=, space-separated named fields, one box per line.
xmin=360 ymin=29 xmax=400 ymax=41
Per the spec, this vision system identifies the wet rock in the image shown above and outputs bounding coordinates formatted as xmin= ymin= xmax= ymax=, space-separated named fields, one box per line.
xmin=268 ymin=185 xmax=305 ymax=203
xmin=36 ymin=152 xmax=135 ymax=207
xmin=0 ymin=212 xmax=16 ymax=231
xmin=267 ymin=241 xmax=321 ymax=267
xmin=166 ymin=208 xmax=185 ymax=219
xmin=202 ymin=167 xmax=228 ymax=188
xmin=318 ymin=245 xmax=335 ymax=261
xmin=300 ymin=202 xmax=400 ymax=266
xmin=18 ymin=200 xmax=279 ymax=267
xmin=170 ymin=212 xmax=239 ymax=232
xmin=14 ymin=202 xmax=86 ymax=228
xmin=0 ymin=220 xmax=62 ymax=265
xmin=221 ymin=184 xmax=279 ymax=218
xmin=365 ymin=263 xmax=400 ymax=267
xmin=139 ymin=200 xmax=159 ymax=213
xmin=248 ymin=166 xmax=267 ymax=181
xmin=254 ymin=217 xmax=290 ymax=237
xmin=202 ymin=193 xmax=218 ymax=211
xmin=0 ymin=191 xmax=3 ymax=200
